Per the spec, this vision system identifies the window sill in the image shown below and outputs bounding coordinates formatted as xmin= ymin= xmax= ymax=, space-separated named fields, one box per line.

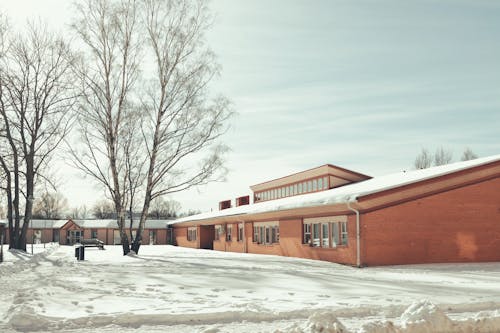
xmin=302 ymin=244 xmax=348 ymax=249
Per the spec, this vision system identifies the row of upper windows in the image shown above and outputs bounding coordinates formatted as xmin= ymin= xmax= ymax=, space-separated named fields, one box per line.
xmin=254 ymin=176 xmax=329 ymax=202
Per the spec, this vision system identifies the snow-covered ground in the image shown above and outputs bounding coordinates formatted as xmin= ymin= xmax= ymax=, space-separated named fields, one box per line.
xmin=1 ymin=244 xmax=500 ymax=333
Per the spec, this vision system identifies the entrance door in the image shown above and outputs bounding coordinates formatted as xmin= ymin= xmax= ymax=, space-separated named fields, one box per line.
xmin=53 ymin=229 xmax=60 ymax=243
xmin=66 ymin=230 xmax=82 ymax=245
xmin=200 ymin=225 xmax=215 ymax=250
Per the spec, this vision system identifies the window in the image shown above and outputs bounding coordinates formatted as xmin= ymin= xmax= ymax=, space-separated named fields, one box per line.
xmin=312 ymin=223 xmax=320 ymax=247
xmin=313 ymin=179 xmax=318 ymax=191
xmin=215 ymin=225 xmax=222 ymax=240
xmin=303 ymin=218 xmax=348 ymax=249
xmin=293 ymin=184 xmax=297 ymax=195
xmin=322 ymin=223 xmax=329 ymax=247
xmin=298 ymin=183 xmax=303 ymax=194
xmin=323 ymin=177 xmax=328 ymax=189
xmin=254 ymin=222 xmax=279 ymax=245
xmin=332 ymin=222 xmax=339 ymax=247
xmin=307 ymin=181 xmax=312 ymax=192
xmin=340 ymin=222 xmax=348 ymax=246
xmin=318 ymin=178 xmax=323 ymax=190
xmin=91 ymin=229 xmax=98 ymax=239
xmin=226 ymin=225 xmax=232 ymax=241
xmin=285 ymin=186 xmax=289 ymax=197
xmin=238 ymin=223 xmax=244 ymax=242
xmin=187 ymin=227 xmax=197 ymax=241
xmin=265 ymin=226 xmax=271 ymax=244
xmin=303 ymin=223 xmax=311 ymax=244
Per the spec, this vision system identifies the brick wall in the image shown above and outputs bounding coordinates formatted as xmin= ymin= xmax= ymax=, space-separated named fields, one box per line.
xmin=362 ymin=177 xmax=500 ymax=266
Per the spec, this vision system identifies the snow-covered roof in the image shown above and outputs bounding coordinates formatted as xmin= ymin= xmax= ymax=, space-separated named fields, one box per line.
xmin=170 ymin=154 xmax=500 ymax=224
xmin=1 ymin=219 xmax=171 ymax=229
xmin=72 ymin=219 xmax=170 ymax=229
xmin=1 ymin=219 xmax=68 ymax=229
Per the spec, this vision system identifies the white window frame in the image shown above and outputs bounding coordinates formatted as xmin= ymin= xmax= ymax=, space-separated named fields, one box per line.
xmin=303 ymin=216 xmax=348 ymax=249
xmin=226 ymin=224 xmax=232 ymax=242
xmin=187 ymin=227 xmax=197 ymax=242
xmin=238 ymin=223 xmax=244 ymax=242
xmin=215 ymin=225 xmax=223 ymax=241
xmin=254 ymin=221 xmax=279 ymax=245
xmin=303 ymin=223 xmax=311 ymax=244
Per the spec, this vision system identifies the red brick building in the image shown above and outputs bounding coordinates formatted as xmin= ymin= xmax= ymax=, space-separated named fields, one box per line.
xmin=170 ymin=155 xmax=500 ymax=266
xmin=2 ymin=219 xmax=171 ymax=246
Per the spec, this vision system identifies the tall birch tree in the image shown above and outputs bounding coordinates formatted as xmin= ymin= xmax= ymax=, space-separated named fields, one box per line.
xmin=71 ymin=0 xmax=231 ymax=255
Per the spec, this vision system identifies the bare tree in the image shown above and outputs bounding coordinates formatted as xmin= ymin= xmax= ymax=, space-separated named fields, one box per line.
xmin=70 ymin=0 xmax=232 ymax=255
xmin=127 ymin=0 xmax=232 ymax=254
xmin=70 ymin=204 xmax=89 ymax=219
xmin=91 ymin=200 xmax=116 ymax=219
xmin=32 ymin=192 xmax=68 ymax=219
xmin=179 ymin=209 xmax=202 ymax=218
xmin=461 ymin=147 xmax=478 ymax=161
xmin=414 ymin=148 xmax=432 ymax=169
xmin=69 ymin=0 xmax=142 ymax=254
xmin=0 ymin=20 xmax=76 ymax=250
xmin=148 ymin=197 xmax=181 ymax=219
xmin=434 ymin=147 xmax=453 ymax=166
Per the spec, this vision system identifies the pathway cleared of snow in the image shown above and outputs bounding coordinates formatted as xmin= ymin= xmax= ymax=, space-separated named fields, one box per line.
xmin=1 ymin=244 xmax=500 ymax=332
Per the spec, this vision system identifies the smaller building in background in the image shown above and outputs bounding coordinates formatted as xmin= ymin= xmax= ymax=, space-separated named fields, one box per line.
xmin=1 ymin=219 xmax=173 ymax=246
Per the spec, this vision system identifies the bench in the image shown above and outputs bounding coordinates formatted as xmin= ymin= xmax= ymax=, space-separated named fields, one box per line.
xmin=80 ymin=238 xmax=105 ymax=250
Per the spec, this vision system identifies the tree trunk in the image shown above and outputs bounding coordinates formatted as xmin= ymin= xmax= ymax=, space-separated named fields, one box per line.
xmin=117 ymin=215 xmax=130 ymax=255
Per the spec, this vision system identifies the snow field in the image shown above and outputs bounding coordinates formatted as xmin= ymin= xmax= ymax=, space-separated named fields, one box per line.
xmin=1 ymin=244 xmax=500 ymax=332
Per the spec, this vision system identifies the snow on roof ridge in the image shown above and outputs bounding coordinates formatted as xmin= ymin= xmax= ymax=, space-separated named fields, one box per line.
xmin=169 ymin=154 xmax=500 ymax=225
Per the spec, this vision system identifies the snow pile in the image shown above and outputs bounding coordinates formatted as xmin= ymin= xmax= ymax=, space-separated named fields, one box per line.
xmin=279 ymin=301 xmax=500 ymax=333
xmin=8 ymin=308 xmax=55 ymax=332
xmin=399 ymin=300 xmax=454 ymax=333
xmin=276 ymin=312 xmax=347 ymax=333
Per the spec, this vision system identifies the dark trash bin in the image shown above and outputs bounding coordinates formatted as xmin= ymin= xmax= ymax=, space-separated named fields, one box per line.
xmin=75 ymin=245 xmax=85 ymax=261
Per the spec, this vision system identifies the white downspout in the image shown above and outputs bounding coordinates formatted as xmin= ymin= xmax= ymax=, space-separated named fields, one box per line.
xmin=346 ymin=199 xmax=361 ymax=268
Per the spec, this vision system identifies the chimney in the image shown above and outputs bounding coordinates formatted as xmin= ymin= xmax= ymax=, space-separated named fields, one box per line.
xmin=219 ymin=200 xmax=231 ymax=211
xmin=236 ymin=195 xmax=250 ymax=207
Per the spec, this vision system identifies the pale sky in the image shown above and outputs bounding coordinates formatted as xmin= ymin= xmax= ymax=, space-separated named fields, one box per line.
xmin=2 ymin=0 xmax=500 ymax=213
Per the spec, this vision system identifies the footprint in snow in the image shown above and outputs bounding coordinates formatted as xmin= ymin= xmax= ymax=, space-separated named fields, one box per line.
xmin=211 ymin=288 xmax=226 ymax=292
